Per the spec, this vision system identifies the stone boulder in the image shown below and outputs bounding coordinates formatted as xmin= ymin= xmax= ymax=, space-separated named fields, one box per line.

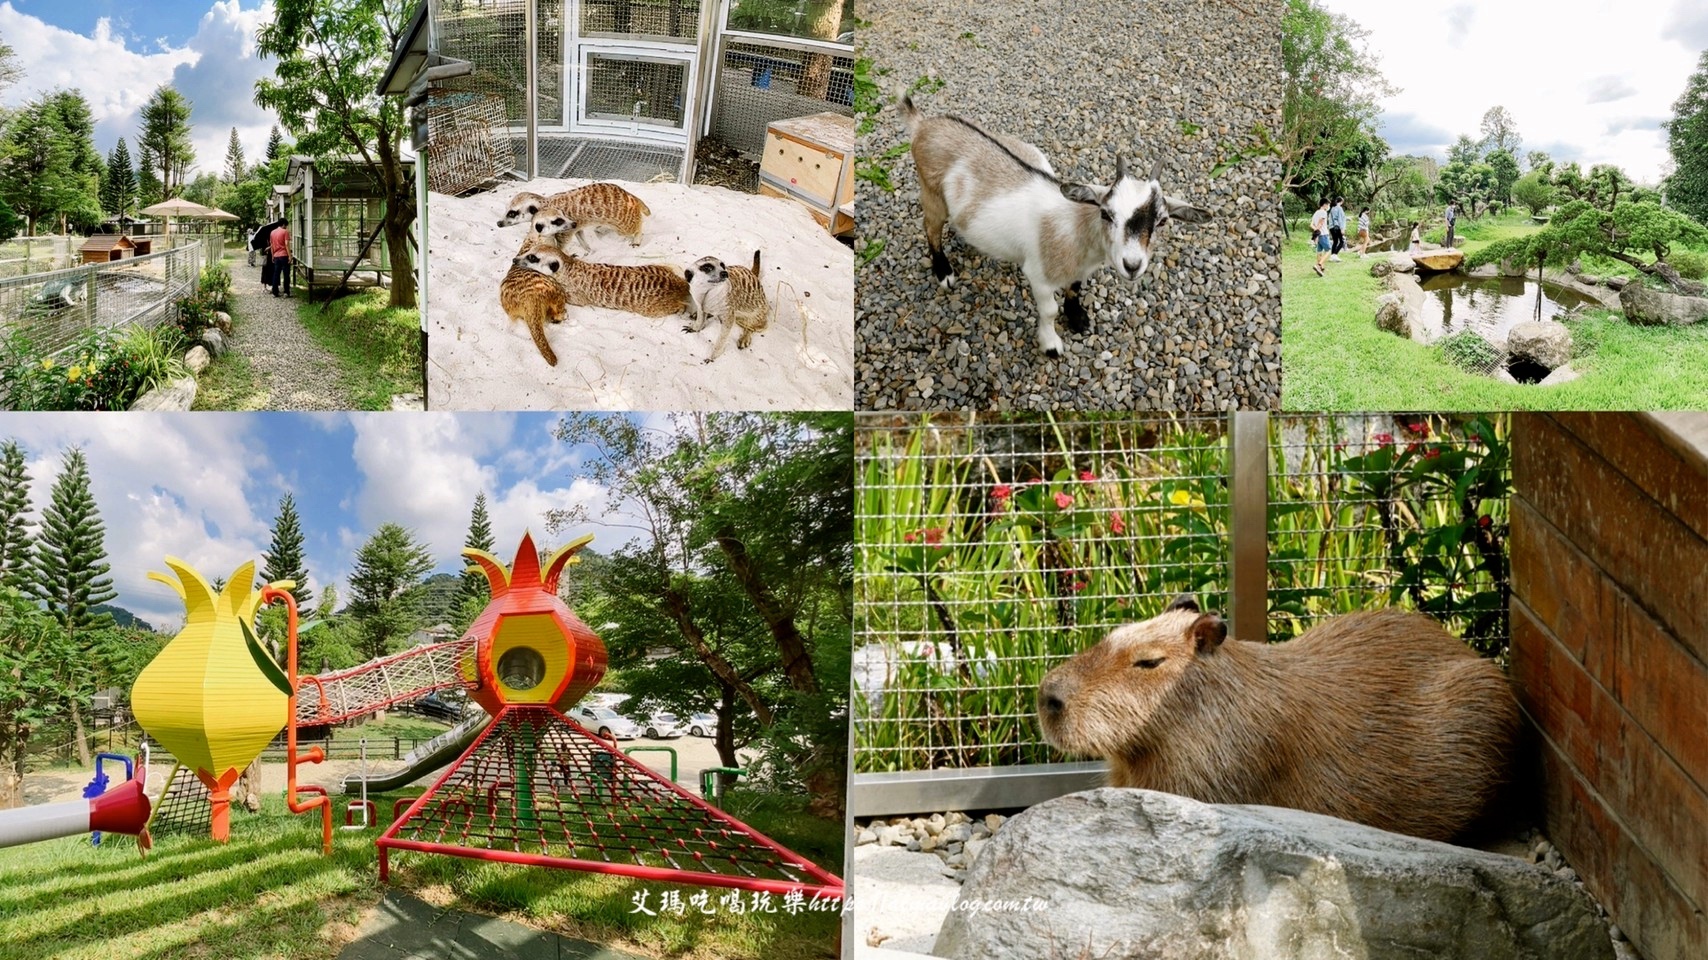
xmin=934 ymin=789 xmax=1611 ymax=960
xmin=1605 ymin=276 xmax=1629 ymax=291
xmin=1507 ymin=321 xmax=1573 ymax=370
xmin=212 ymin=311 xmax=233 ymax=335
xmin=1579 ymin=274 xmax=1600 ymax=286
xmin=129 ymin=377 xmax=197 ymax=412
xmin=201 ymin=328 xmax=228 ymax=357
xmin=1498 ymin=257 xmax=1530 ymax=279
xmin=1371 ymin=253 xmax=1415 ymax=278
xmin=1370 ymin=259 xmax=1394 ymax=278
xmin=1620 ymin=282 xmax=1708 ymax=325
xmin=1375 ymin=293 xmax=1410 ymax=337
xmin=184 ymin=345 xmax=211 ymax=376
xmin=1412 ymin=248 xmax=1466 ymax=273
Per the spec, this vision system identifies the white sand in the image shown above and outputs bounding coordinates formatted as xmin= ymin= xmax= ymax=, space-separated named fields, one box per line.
xmin=425 ymin=178 xmax=853 ymax=410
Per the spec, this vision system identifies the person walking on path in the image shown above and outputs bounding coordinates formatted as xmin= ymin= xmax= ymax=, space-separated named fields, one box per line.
xmin=269 ymin=222 xmax=293 ymax=298
xmin=1328 ymin=197 xmax=1347 ymax=261
xmin=1356 ymin=207 xmax=1372 ymax=259
xmin=1444 ymin=201 xmax=1458 ymax=249
xmin=1311 ymin=199 xmax=1331 ymax=277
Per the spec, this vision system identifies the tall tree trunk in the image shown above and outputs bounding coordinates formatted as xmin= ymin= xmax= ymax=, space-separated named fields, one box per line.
xmin=661 ymin=586 xmax=775 ymax=724
xmin=379 ymin=141 xmax=418 ymax=309
xmin=798 ymin=1 xmax=846 ymax=99
xmin=713 ymin=680 xmax=738 ymax=775
xmin=1 ymin=726 xmax=24 ymax=809
xmin=713 ymin=528 xmax=819 ymax=695
xmin=68 ymin=700 xmax=91 ymax=768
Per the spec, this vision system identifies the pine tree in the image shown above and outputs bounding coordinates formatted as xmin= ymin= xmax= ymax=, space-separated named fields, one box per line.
xmin=31 ymin=448 xmax=116 ymax=769
xmin=259 ymin=493 xmax=312 ymax=609
xmin=137 ymin=85 xmax=194 ymax=198
xmin=265 ymin=125 xmax=285 ymax=163
xmin=348 ymin=523 xmax=434 ymax=661
xmin=1667 ymin=50 xmax=1708 ymax=227
xmin=225 ymin=127 xmax=246 ymax=183
xmin=32 ymin=449 xmax=116 ymax=632
xmin=101 ymin=138 xmax=138 ymax=220
xmin=0 ymin=440 xmax=32 ymax=592
xmin=135 ymin=143 xmax=163 ymax=208
xmin=457 ymin=492 xmax=495 ymax=605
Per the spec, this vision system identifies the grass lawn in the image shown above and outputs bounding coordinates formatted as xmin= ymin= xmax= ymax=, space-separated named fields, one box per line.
xmin=297 ymin=291 xmax=423 ymax=411
xmin=1282 ymin=215 xmax=1708 ymax=409
xmin=346 ymin=713 xmax=455 ymax=742
xmin=193 ymin=348 xmax=267 ymax=411
xmin=0 ymin=790 xmax=841 ymax=960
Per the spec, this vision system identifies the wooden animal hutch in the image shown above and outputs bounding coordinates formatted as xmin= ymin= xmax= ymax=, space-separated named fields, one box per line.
xmin=79 ymin=235 xmax=138 ymax=264
xmin=276 ymin=156 xmax=414 ymax=299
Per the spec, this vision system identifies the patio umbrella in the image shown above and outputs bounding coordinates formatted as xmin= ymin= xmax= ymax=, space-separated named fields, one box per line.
xmin=138 ymin=198 xmax=219 ymax=243
xmin=201 ymin=207 xmax=240 ymax=221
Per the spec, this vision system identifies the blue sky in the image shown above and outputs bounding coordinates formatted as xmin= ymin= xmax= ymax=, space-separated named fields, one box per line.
xmin=0 ymin=412 xmax=646 ymax=630
xmin=0 ymin=1 xmax=281 ymax=180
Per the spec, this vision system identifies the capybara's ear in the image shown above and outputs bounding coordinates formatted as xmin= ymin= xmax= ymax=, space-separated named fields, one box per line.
xmin=1187 ymin=613 xmax=1226 ymax=654
xmin=1166 ymin=594 xmax=1199 ymax=613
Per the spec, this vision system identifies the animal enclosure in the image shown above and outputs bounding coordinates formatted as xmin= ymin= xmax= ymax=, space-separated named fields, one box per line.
xmin=0 ymin=238 xmax=220 ymax=356
xmin=853 ymin=412 xmax=1513 ymax=797
xmin=419 ymin=0 xmax=853 ymax=190
xmin=276 ymin=157 xmax=411 ymax=298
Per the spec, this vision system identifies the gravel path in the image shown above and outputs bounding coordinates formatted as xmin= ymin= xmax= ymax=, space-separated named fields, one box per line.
xmin=228 ymin=256 xmax=358 ymax=411
xmin=855 ymin=0 xmax=1283 ymax=410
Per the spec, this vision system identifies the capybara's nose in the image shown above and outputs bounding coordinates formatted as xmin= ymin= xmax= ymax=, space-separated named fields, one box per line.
xmin=1039 ymin=675 xmax=1070 ymax=718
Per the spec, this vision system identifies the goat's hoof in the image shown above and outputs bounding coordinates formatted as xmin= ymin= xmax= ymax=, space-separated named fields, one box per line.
xmin=1044 ymin=347 xmax=1062 ymax=359
xmin=938 ymin=273 xmax=957 ymax=290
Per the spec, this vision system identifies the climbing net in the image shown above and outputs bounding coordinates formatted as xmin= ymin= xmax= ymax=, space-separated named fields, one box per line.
xmin=377 ymin=706 xmax=843 ymax=899
xmin=296 ymin=637 xmax=476 ymax=725
xmin=145 ymin=764 xmax=212 ymax=839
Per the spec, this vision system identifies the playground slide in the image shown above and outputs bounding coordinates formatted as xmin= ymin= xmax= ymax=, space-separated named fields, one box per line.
xmin=340 ymin=713 xmax=492 ymax=795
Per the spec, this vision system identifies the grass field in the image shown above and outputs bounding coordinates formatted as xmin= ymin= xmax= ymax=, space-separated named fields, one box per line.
xmin=0 ymin=791 xmax=841 ymax=960
xmin=297 ymin=291 xmax=423 ymax=411
xmin=1282 ymin=215 xmax=1708 ymax=409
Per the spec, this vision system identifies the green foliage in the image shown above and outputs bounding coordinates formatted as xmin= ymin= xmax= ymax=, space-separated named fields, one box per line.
xmin=1479 ymin=106 xmax=1521 ymax=156
xmin=1439 ymin=330 xmax=1500 ymax=372
xmin=31 ymin=448 xmax=117 ymax=632
xmin=347 ymin=522 xmax=434 ymax=661
xmin=199 ymin=260 xmax=233 ymax=310
xmin=456 ymin=491 xmax=495 ymax=614
xmin=853 ymin=58 xmax=883 ymax=136
xmin=1668 ymin=49 xmax=1708 ymax=226
xmin=101 ymin=138 xmax=139 ymax=220
xmin=0 ymin=588 xmax=79 ymax=804
xmin=0 ymin=95 xmax=88 ymax=232
xmin=0 ymin=441 xmax=31 ymax=592
xmin=1670 ymin=248 xmax=1708 ymax=281
xmin=175 ymin=294 xmax=216 ymax=341
xmin=0 ymin=199 xmax=21 ymax=243
xmin=1473 ymin=198 xmax=1708 ymax=279
xmin=224 ymin=127 xmax=246 ymax=183
xmin=1280 ymin=0 xmax=1394 ymax=203
xmin=294 ymin=290 xmax=422 ymax=409
xmin=1486 ymin=148 xmax=1520 ymax=205
xmin=137 ymin=85 xmax=195 ymax=198
xmin=261 ymin=493 xmax=312 ymax=608
xmin=0 ymin=325 xmax=182 ymax=411
xmin=1511 ymin=170 xmax=1557 ymax=216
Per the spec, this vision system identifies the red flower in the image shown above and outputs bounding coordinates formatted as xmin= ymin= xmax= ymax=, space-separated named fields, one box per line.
xmin=991 ymin=484 xmax=1013 ymax=500
xmin=923 ymin=527 xmax=945 ymax=546
xmin=903 ymin=531 xmax=918 ymax=543
xmin=1053 ymin=492 xmax=1074 ymax=509
xmin=1372 ymin=432 xmax=1395 ymax=447
xmin=1068 ymin=581 xmax=1088 ymax=593
xmin=1110 ymin=511 xmax=1126 ymax=535
xmin=1478 ymin=515 xmax=1492 ymax=528
xmin=1079 ymin=470 xmax=1096 ymax=483
xmin=1425 ymin=447 xmax=1442 ymax=459
xmin=1405 ymin=421 xmax=1430 ymax=438
xmin=1406 ymin=441 xmax=1421 ymax=453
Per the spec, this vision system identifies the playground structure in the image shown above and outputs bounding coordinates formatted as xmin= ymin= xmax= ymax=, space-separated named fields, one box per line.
xmin=0 ymin=779 xmax=150 ymax=850
xmin=120 ymin=531 xmax=841 ymax=900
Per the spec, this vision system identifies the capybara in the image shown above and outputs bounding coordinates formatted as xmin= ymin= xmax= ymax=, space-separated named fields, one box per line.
xmin=1037 ymin=596 xmax=1520 ymax=841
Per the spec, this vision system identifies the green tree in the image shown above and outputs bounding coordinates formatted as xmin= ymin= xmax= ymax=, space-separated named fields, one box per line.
xmin=1278 ymin=0 xmax=1395 ymax=224
xmin=1553 ymin=161 xmax=1586 ymax=201
xmin=0 ymin=591 xmax=77 ymax=808
xmin=1585 ymin=163 xmax=1633 ymax=213
xmin=181 ymin=171 xmax=223 ymax=208
xmin=1486 ymin=148 xmax=1520 ymax=207
xmin=0 ymin=98 xmax=78 ymax=234
xmin=31 ymin=448 xmax=116 ymax=767
xmin=101 ymin=138 xmax=139 ymax=220
xmin=1665 ymin=49 xmax=1708 ymax=226
xmin=260 ymin=493 xmax=312 ymax=609
xmin=256 ymin=0 xmax=418 ymax=308
xmin=347 ymin=522 xmax=434 ymax=661
xmin=266 ymin=124 xmax=286 ymax=163
xmin=1511 ymin=170 xmax=1557 ymax=217
xmin=550 ymin=413 xmax=852 ymax=819
xmin=1446 ymin=134 xmax=1482 ymax=166
xmin=1478 ymin=105 xmax=1521 ymax=157
xmin=224 ymin=127 xmax=246 ymax=183
xmin=137 ymin=85 xmax=195 ymax=199
xmin=1437 ymin=160 xmax=1496 ymax=214
xmin=135 ymin=143 xmax=164 ymax=209
xmin=0 ymin=201 xmax=20 ymax=244
xmin=0 ymin=441 xmax=31 ymax=592
xmin=457 ymin=492 xmax=495 ymax=603
xmin=1526 ymin=150 xmax=1553 ymax=175
xmin=1474 ymin=198 xmax=1708 ymax=294
xmin=45 ymin=90 xmax=104 ymax=232
xmin=0 ymin=32 xmax=22 ymax=96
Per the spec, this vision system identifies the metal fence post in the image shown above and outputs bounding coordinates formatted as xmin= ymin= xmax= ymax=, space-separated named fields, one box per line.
xmin=1228 ymin=411 xmax=1269 ymax=642
xmin=525 ymin=0 xmax=539 ymax=179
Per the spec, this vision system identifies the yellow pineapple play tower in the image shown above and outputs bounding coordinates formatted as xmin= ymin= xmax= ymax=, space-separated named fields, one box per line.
xmin=132 ymin=559 xmax=294 ymax=841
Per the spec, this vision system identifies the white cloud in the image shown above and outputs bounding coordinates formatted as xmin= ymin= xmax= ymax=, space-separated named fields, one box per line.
xmin=1323 ymin=0 xmax=1697 ymax=182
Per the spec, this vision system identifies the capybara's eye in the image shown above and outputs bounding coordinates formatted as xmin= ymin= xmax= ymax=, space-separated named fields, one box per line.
xmin=1132 ymin=657 xmax=1165 ymax=670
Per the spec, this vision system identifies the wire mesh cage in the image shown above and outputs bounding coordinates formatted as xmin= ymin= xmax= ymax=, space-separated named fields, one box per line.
xmin=426 ymin=82 xmax=511 ymax=196
xmin=709 ymin=39 xmax=852 ymax=156
xmin=0 ymin=242 xmax=207 ymax=358
xmin=853 ymin=412 xmax=1513 ymax=775
xmin=584 ymin=52 xmax=690 ymax=127
xmin=579 ymin=0 xmax=703 ymax=40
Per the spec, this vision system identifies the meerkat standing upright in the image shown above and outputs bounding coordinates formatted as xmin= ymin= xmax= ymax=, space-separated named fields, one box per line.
xmin=497 ymin=183 xmax=651 ymax=250
xmin=500 ymin=240 xmax=569 ymax=366
xmin=685 ymin=251 xmax=769 ymax=362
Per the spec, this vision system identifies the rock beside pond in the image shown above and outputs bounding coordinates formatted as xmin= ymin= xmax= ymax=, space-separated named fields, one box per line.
xmin=1413 ymin=248 xmax=1466 ymax=273
xmin=1579 ymin=274 xmax=1600 ymax=286
xmin=1499 ymin=257 xmax=1530 ymax=278
xmin=1509 ymin=320 xmax=1573 ymax=370
xmin=1620 ymin=283 xmax=1708 ymax=325
xmin=1375 ymin=292 xmax=1411 ymax=337
xmin=934 ymin=789 xmax=1613 ymax=960
xmin=1371 ymin=253 xmax=1415 ymax=278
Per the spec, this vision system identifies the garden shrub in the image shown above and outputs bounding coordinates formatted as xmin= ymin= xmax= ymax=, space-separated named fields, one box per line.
xmin=197 ymin=261 xmax=233 ymax=310
xmin=1669 ymin=249 xmax=1708 ymax=281
xmin=0 ymin=324 xmax=187 ymax=411
xmin=175 ymin=295 xmax=215 ymax=341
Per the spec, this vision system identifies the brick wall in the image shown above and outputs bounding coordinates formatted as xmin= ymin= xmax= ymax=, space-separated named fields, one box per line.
xmin=1511 ymin=413 xmax=1708 ymax=960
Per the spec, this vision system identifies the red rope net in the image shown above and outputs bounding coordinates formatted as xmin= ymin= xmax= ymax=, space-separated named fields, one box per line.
xmin=376 ymin=705 xmax=843 ymax=899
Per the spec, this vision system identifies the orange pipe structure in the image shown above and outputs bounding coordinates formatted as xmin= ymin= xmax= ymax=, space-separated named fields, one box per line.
xmin=266 ymin=586 xmax=332 ymax=854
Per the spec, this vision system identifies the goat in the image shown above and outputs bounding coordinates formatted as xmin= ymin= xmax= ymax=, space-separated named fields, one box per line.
xmin=899 ymin=91 xmax=1214 ymax=356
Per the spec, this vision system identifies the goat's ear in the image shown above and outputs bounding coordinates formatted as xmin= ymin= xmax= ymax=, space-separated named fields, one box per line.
xmin=1149 ymin=156 xmax=1164 ymax=181
xmin=1165 ymin=196 xmax=1214 ymax=224
xmin=1061 ymin=182 xmax=1106 ymax=205
xmin=1115 ymin=155 xmax=1130 ymax=181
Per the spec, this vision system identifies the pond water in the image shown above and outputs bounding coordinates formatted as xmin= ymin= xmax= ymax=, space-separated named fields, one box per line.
xmin=1415 ymin=274 xmax=1596 ymax=345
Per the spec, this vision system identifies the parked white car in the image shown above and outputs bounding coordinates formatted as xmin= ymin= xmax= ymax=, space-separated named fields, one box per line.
xmin=642 ymin=712 xmax=685 ymax=739
xmin=574 ymin=705 xmax=641 ymax=740
xmin=686 ymin=712 xmax=718 ymax=738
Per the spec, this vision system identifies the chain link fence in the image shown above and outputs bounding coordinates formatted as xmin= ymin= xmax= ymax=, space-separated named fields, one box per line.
xmin=0 ymin=238 xmax=217 ymax=356
xmin=853 ymin=412 xmax=1512 ymax=780
xmin=0 ymin=236 xmax=78 ymax=279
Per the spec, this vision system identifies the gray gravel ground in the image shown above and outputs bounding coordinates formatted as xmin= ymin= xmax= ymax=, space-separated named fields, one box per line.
xmin=229 ymin=259 xmax=358 ymax=411
xmin=855 ymin=0 xmax=1282 ymax=411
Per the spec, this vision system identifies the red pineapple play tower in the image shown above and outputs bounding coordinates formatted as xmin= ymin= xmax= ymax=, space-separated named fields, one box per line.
xmin=372 ymin=532 xmax=843 ymax=899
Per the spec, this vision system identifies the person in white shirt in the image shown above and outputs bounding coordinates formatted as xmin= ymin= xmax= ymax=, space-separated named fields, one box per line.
xmin=1356 ymin=207 xmax=1372 ymax=259
xmin=1310 ymin=199 xmax=1331 ymax=276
